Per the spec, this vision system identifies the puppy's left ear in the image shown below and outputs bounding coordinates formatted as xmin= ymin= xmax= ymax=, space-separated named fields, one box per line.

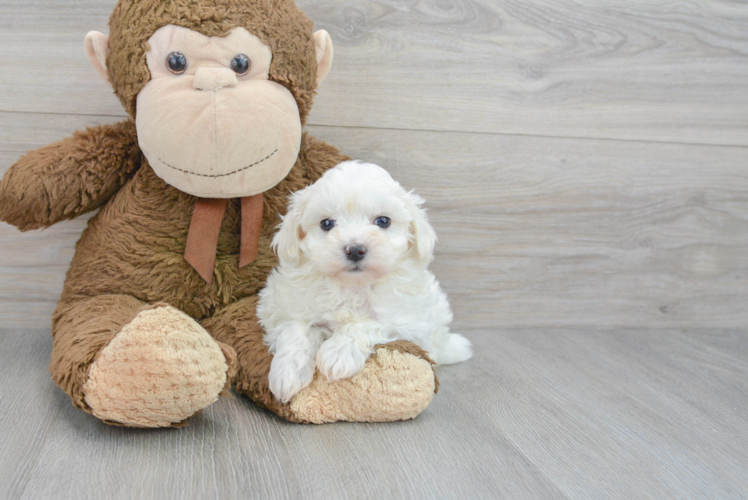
xmin=272 ymin=188 xmax=309 ymax=266
xmin=404 ymin=190 xmax=437 ymax=262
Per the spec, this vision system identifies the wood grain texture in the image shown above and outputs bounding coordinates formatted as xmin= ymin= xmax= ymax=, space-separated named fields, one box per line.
xmin=1 ymin=328 xmax=746 ymax=499
xmin=2 ymin=112 xmax=746 ymax=329
xmin=444 ymin=327 xmax=748 ymax=499
xmin=1 ymin=1 xmax=747 ymax=498
xmin=1 ymin=1 xmax=747 ymax=144
xmin=0 ymin=330 xmax=64 ymax=499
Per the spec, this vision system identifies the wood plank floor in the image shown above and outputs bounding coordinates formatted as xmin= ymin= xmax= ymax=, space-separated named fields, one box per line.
xmin=1 ymin=0 xmax=747 ymax=498
xmin=1 ymin=327 xmax=747 ymax=499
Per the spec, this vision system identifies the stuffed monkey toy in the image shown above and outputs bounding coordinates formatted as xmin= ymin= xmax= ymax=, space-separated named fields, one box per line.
xmin=0 ymin=0 xmax=438 ymax=427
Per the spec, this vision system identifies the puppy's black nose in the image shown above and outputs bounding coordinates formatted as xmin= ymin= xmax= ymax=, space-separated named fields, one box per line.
xmin=345 ymin=244 xmax=367 ymax=262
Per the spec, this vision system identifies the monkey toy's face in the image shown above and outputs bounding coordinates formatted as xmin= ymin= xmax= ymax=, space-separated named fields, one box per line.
xmin=136 ymin=25 xmax=301 ymax=198
xmin=85 ymin=20 xmax=333 ymax=199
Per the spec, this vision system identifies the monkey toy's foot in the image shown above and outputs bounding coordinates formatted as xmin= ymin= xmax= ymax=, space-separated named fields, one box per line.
xmin=287 ymin=341 xmax=438 ymax=424
xmin=82 ymin=305 xmax=234 ymax=428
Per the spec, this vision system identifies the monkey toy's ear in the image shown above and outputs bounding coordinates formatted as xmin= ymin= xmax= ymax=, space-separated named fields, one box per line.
xmin=84 ymin=31 xmax=110 ymax=82
xmin=313 ymin=30 xmax=334 ymax=86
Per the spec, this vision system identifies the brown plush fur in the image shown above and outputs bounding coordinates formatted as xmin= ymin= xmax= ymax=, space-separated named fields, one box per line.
xmin=47 ymin=132 xmax=348 ymax=418
xmin=108 ymin=0 xmax=318 ymax=121
xmin=0 ymin=120 xmax=140 ymax=231
xmin=0 ymin=0 xmax=438 ymax=427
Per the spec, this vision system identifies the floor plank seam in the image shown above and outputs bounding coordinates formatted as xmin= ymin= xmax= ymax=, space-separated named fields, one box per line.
xmin=305 ymin=123 xmax=748 ymax=149
xmin=2 ymin=110 xmax=748 ymax=150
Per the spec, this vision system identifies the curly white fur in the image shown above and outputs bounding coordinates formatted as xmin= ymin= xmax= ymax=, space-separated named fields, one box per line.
xmin=258 ymin=161 xmax=472 ymax=403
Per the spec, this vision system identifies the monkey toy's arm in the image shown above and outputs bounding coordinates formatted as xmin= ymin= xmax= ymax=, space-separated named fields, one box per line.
xmin=0 ymin=120 xmax=140 ymax=231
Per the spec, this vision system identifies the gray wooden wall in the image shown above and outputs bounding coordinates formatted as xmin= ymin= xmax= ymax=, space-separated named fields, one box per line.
xmin=1 ymin=0 xmax=747 ymax=331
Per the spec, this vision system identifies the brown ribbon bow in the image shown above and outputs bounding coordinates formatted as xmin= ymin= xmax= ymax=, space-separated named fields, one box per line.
xmin=184 ymin=194 xmax=264 ymax=284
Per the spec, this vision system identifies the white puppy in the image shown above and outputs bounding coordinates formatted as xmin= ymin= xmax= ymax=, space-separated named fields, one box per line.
xmin=257 ymin=161 xmax=472 ymax=403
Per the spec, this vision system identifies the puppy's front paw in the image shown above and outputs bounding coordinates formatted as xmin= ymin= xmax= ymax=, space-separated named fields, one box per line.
xmin=316 ymin=336 xmax=370 ymax=381
xmin=269 ymin=353 xmax=316 ymax=403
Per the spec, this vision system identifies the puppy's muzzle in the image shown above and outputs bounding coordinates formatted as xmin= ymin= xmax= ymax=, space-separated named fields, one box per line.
xmin=345 ymin=244 xmax=367 ymax=263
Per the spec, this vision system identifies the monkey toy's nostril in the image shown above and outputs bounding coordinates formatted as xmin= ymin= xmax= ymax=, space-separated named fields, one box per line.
xmin=345 ymin=244 xmax=367 ymax=262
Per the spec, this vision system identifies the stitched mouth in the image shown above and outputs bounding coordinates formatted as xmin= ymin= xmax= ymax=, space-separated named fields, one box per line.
xmin=157 ymin=149 xmax=278 ymax=178
xmin=348 ymin=266 xmax=364 ymax=273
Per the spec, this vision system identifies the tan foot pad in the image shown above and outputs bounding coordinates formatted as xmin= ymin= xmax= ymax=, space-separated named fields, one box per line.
xmin=83 ymin=305 xmax=229 ymax=428
xmin=289 ymin=345 xmax=436 ymax=424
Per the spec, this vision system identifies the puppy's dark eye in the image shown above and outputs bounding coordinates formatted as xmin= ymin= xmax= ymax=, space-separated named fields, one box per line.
xmin=166 ymin=52 xmax=187 ymax=74
xmin=320 ymin=219 xmax=336 ymax=231
xmin=230 ymin=54 xmax=251 ymax=75
xmin=374 ymin=216 xmax=391 ymax=229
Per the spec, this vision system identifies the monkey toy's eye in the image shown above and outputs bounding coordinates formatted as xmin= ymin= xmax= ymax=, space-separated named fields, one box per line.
xmin=320 ymin=219 xmax=336 ymax=232
xmin=230 ymin=54 xmax=251 ymax=75
xmin=166 ymin=52 xmax=187 ymax=74
xmin=374 ymin=216 xmax=391 ymax=229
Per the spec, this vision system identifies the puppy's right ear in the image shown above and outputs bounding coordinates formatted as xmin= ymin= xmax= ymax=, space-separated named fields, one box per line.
xmin=272 ymin=188 xmax=309 ymax=266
